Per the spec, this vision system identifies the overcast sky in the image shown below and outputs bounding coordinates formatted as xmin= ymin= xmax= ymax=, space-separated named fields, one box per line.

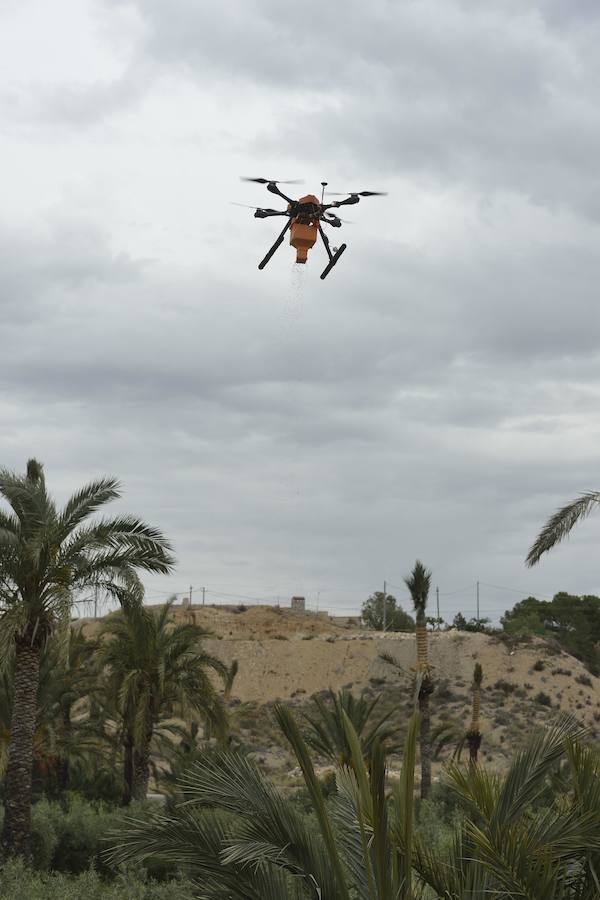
xmin=1 ymin=0 xmax=600 ymax=622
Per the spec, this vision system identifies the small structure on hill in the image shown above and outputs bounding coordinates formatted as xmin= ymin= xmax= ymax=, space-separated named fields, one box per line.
xmin=291 ymin=596 xmax=306 ymax=611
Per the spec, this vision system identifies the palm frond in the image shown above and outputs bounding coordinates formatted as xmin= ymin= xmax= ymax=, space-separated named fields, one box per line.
xmin=57 ymin=478 xmax=121 ymax=537
xmin=527 ymin=491 xmax=600 ymax=566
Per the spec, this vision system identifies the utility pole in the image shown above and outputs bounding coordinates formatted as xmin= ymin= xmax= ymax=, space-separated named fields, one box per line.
xmin=202 ymin=586 xmax=205 ymax=606
xmin=436 ymin=586 xmax=440 ymax=628
xmin=476 ymin=581 xmax=480 ymax=624
xmin=382 ymin=580 xmax=387 ymax=632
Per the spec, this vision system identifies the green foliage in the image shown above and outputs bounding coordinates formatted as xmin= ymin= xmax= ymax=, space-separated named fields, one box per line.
xmin=301 ymin=689 xmax=400 ymax=766
xmin=108 ymin=710 xmax=422 ymax=900
xmin=107 ymin=708 xmax=600 ymax=899
xmin=404 ymin=559 xmax=432 ymax=624
xmin=527 ymin=490 xmax=600 ymax=566
xmin=502 ymin=592 xmax=600 ymax=674
xmin=452 ymin=612 xmax=492 ymax=632
xmin=0 ymin=859 xmax=194 ymax=899
xmin=99 ymin=598 xmax=229 ymax=800
xmin=0 ymin=459 xmax=174 ymax=656
xmin=360 ymin=591 xmax=415 ymax=632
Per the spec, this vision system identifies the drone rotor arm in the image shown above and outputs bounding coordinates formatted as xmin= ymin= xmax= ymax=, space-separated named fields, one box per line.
xmin=329 ymin=195 xmax=361 ymax=208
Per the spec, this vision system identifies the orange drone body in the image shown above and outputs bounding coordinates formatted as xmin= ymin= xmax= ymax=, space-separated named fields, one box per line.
xmin=289 ymin=194 xmax=320 ymax=263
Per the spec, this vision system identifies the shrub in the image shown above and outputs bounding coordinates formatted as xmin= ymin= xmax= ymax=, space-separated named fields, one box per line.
xmin=48 ymin=796 xmax=118 ymax=875
xmin=575 ymin=673 xmax=593 ymax=687
xmin=0 ymin=859 xmax=194 ymax=899
xmin=534 ymin=692 xmax=552 ymax=707
xmin=493 ymin=679 xmax=516 ymax=695
xmin=533 ymin=659 xmax=545 ymax=671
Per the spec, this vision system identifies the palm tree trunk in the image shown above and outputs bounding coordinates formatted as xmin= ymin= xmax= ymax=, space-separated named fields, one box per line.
xmin=57 ymin=703 xmax=71 ymax=798
xmin=468 ymin=670 xmax=482 ymax=768
xmin=123 ymin=733 xmax=134 ymax=805
xmin=468 ymin=732 xmax=481 ymax=767
xmin=0 ymin=640 xmax=40 ymax=860
xmin=418 ymin=688 xmax=432 ymax=799
xmin=132 ymin=728 xmax=153 ymax=801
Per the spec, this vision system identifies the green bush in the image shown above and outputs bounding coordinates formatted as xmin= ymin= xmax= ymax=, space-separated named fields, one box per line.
xmin=0 ymin=860 xmax=194 ymax=899
xmin=47 ymin=796 xmax=117 ymax=875
xmin=0 ymin=798 xmax=166 ymax=876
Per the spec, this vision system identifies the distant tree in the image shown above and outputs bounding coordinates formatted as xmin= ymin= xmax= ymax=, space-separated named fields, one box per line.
xmin=405 ymin=560 xmax=433 ymax=799
xmin=361 ymin=591 xmax=415 ymax=632
xmin=452 ymin=611 xmax=467 ymax=630
xmin=467 ymin=663 xmax=483 ymax=767
xmin=452 ymin=612 xmax=492 ymax=633
xmin=503 ymin=593 xmax=600 ymax=674
xmin=501 ymin=596 xmax=548 ymax=636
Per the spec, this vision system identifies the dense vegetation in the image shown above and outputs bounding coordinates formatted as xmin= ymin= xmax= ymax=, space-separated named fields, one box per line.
xmin=1 ymin=461 xmax=600 ymax=897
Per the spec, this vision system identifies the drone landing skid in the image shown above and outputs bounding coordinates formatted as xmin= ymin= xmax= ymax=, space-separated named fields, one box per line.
xmin=320 ymin=243 xmax=347 ymax=280
xmin=258 ymin=220 xmax=292 ymax=270
xmin=318 ymin=224 xmax=346 ymax=280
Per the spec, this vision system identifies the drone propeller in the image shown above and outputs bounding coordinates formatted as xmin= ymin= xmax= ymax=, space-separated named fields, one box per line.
xmin=325 ymin=190 xmax=387 ymax=197
xmin=241 ymin=177 xmax=304 ymax=185
xmin=230 ymin=202 xmax=283 ymax=213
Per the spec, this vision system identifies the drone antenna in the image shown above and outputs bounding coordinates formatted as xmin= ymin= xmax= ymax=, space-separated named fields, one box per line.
xmin=320 ymin=182 xmax=327 ymax=205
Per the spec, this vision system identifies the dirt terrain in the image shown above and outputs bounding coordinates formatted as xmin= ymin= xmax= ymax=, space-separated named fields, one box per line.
xmin=80 ymin=603 xmax=600 ymax=776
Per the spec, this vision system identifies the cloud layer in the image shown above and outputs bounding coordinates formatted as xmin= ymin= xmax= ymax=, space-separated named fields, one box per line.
xmin=1 ymin=0 xmax=599 ymax=620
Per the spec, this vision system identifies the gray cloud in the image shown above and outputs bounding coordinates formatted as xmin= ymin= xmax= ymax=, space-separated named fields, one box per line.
xmin=1 ymin=0 xmax=599 ymax=618
xmin=112 ymin=0 xmax=600 ymax=218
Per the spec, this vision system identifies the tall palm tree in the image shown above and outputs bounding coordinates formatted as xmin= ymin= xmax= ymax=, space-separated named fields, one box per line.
xmin=466 ymin=662 xmax=483 ymax=767
xmin=99 ymin=598 xmax=229 ymax=802
xmin=0 ymin=459 xmax=174 ymax=859
xmin=404 ymin=559 xmax=433 ymax=799
xmin=527 ymin=491 xmax=600 ymax=566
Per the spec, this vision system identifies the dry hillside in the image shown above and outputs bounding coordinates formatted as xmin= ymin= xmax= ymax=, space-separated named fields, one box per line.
xmin=79 ymin=603 xmax=600 ymax=779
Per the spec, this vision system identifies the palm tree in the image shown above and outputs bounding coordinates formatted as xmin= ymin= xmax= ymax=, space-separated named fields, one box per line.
xmin=418 ymin=716 xmax=599 ymax=899
xmin=466 ymin=662 xmax=483 ymax=767
xmin=404 ymin=559 xmax=433 ymax=799
xmin=0 ymin=459 xmax=174 ymax=859
xmin=527 ymin=491 xmax=600 ymax=566
xmin=301 ymin=688 xmax=400 ymax=767
xmin=108 ymin=708 xmax=421 ymax=899
xmin=110 ymin=713 xmax=600 ymax=899
xmin=99 ymin=598 xmax=229 ymax=802
xmin=39 ymin=627 xmax=100 ymax=798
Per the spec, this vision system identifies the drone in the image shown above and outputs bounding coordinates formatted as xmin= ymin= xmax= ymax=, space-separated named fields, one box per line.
xmin=235 ymin=178 xmax=387 ymax=280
